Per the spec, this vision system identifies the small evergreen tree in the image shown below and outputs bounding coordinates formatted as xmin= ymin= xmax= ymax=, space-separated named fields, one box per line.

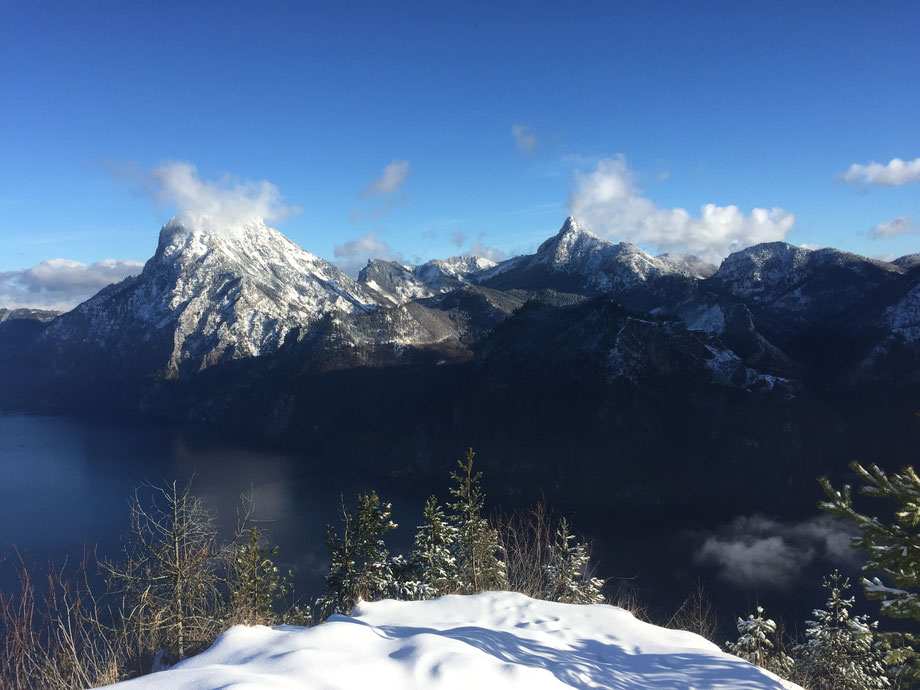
xmin=404 ymin=496 xmax=458 ymax=599
xmin=227 ymin=526 xmax=290 ymax=626
xmin=447 ymin=449 xmax=506 ymax=593
xmin=726 ymin=605 xmax=794 ymax=678
xmin=820 ymin=462 xmax=920 ymax=683
xmin=794 ymin=570 xmax=889 ymax=690
xmin=545 ymin=517 xmax=604 ymax=604
xmin=319 ymin=491 xmax=398 ymax=615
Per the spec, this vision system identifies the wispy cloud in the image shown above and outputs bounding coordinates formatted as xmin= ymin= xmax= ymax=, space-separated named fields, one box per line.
xmin=839 ymin=156 xmax=920 ymax=189
xmin=695 ymin=514 xmax=858 ymax=589
xmin=568 ymin=155 xmax=795 ymax=264
xmin=0 ymin=258 xmax=144 ymax=310
xmin=333 ymin=231 xmax=402 ymax=277
xmin=450 ymin=231 xmax=467 ymax=248
xmin=871 ymin=215 xmax=916 ymax=239
xmin=353 ymin=159 xmax=412 ymax=221
xmin=360 ymin=159 xmax=412 ymax=198
xmin=511 ymin=123 xmax=538 ymax=154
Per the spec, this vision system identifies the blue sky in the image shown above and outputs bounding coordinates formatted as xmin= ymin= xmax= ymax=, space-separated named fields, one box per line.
xmin=1 ymin=1 xmax=919 ymax=308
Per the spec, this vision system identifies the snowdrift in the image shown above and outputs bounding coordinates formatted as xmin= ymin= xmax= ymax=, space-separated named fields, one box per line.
xmin=106 ymin=592 xmax=801 ymax=689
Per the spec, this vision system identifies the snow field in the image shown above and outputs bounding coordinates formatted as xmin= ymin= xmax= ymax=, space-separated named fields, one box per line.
xmin=106 ymin=591 xmax=802 ymax=689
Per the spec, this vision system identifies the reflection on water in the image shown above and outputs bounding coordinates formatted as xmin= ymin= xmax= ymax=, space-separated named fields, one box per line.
xmin=0 ymin=412 xmax=427 ymax=596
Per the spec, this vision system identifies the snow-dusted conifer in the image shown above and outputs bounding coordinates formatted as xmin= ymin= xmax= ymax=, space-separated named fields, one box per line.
xmin=820 ymin=462 xmax=920 ymax=682
xmin=545 ymin=517 xmax=604 ymax=604
xmin=794 ymin=570 xmax=889 ymax=690
xmin=404 ymin=496 xmax=458 ymax=599
xmin=448 ymin=449 xmax=506 ymax=593
xmin=319 ymin=491 xmax=398 ymax=615
xmin=228 ymin=526 xmax=290 ymax=625
xmin=726 ymin=606 xmax=794 ymax=677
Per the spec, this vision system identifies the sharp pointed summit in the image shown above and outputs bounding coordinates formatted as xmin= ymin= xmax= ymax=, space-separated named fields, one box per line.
xmin=477 ymin=216 xmax=682 ymax=294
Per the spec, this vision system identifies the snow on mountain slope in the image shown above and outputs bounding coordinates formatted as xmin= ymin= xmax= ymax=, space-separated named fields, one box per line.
xmin=893 ymin=253 xmax=920 ymax=270
xmin=414 ymin=255 xmax=497 ymax=290
xmin=358 ymin=259 xmax=434 ymax=306
xmin=712 ymin=242 xmax=903 ymax=316
xmin=105 ymin=592 xmax=799 ymax=690
xmin=0 ymin=307 xmax=61 ymax=323
xmin=657 ymin=253 xmax=718 ymax=279
xmin=358 ymin=257 xmax=498 ymax=306
xmin=41 ymin=218 xmax=377 ymax=377
xmin=477 ymin=217 xmax=688 ymax=294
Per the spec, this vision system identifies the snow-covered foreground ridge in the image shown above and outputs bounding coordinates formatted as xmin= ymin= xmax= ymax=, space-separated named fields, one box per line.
xmin=106 ymin=592 xmax=801 ymax=690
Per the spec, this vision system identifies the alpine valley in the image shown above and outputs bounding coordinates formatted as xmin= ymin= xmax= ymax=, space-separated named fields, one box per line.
xmin=2 ymin=216 xmax=919 ymax=520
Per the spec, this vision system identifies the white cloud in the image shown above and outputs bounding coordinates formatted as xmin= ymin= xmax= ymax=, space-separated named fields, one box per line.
xmin=0 ymin=258 xmax=144 ymax=311
xmin=333 ymin=231 xmax=402 ymax=277
xmin=511 ymin=123 xmax=538 ymax=154
xmin=568 ymin=155 xmax=795 ymax=264
xmin=144 ymin=161 xmax=299 ymax=232
xmin=871 ymin=215 xmax=916 ymax=239
xmin=840 ymin=157 xmax=920 ymax=189
xmin=450 ymin=231 xmax=467 ymax=248
xmin=695 ymin=514 xmax=857 ymax=589
xmin=465 ymin=241 xmax=506 ymax=262
xmin=360 ymin=160 xmax=411 ymax=198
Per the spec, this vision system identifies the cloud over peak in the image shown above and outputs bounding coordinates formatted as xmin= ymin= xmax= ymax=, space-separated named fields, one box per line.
xmin=839 ymin=156 xmax=920 ymax=189
xmin=568 ymin=155 xmax=795 ymax=264
xmin=145 ymin=161 xmax=299 ymax=232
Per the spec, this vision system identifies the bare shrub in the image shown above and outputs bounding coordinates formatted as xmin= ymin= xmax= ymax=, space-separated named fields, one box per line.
xmin=666 ymin=580 xmax=721 ymax=642
xmin=0 ymin=548 xmax=122 ymax=689
xmin=496 ymin=502 xmax=604 ymax=603
xmin=99 ymin=480 xmax=226 ymax=672
xmin=496 ymin=502 xmax=556 ymax=598
xmin=610 ymin=586 xmax=652 ymax=622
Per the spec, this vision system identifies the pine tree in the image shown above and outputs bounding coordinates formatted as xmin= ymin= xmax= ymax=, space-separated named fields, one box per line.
xmin=228 ymin=526 xmax=290 ymax=625
xmin=794 ymin=570 xmax=889 ymax=690
xmin=726 ymin=605 xmax=794 ymax=678
xmin=545 ymin=517 xmax=604 ymax=604
xmin=319 ymin=491 xmax=398 ymax=615
xmin=820 ymin=462 xmax=920 ymax=683
xmin=404 ymin=496 xmax=458 ymax=599
xmin=447 ymin=449 xmax=506 ymax=593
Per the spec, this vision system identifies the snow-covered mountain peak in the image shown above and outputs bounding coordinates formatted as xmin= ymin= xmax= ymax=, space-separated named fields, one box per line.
xmin=712 ymin=241 xmax=906 ymax=319
xmin=536 ymin=216 xmax=609 ymax=265
xmin=357 ymin=259 xmax=433 ymax=306
xmin=476 ymin=217 xmax=683 ymax=294
xmin=415 ymin=255 xmax=497 ymax=281
xmin=43 ymin=217 xmax=378 ymax=377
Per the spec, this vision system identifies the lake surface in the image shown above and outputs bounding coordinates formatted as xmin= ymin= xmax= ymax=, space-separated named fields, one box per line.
xmin=0 ymin=411 xmax=433 ymax=597
xmin=0 ymin=411 xmax=842 ymax=630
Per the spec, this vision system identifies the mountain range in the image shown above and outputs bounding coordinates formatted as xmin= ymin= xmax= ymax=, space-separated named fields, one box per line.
xmin=2 ymin=216 xmax=919 ymax=517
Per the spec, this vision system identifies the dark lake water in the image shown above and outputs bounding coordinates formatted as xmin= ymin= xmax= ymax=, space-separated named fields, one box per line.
xmin=0 ymin=411 xmax=435 ymax=598
xmin=0 ymin=411 xmax=849 ymax=634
